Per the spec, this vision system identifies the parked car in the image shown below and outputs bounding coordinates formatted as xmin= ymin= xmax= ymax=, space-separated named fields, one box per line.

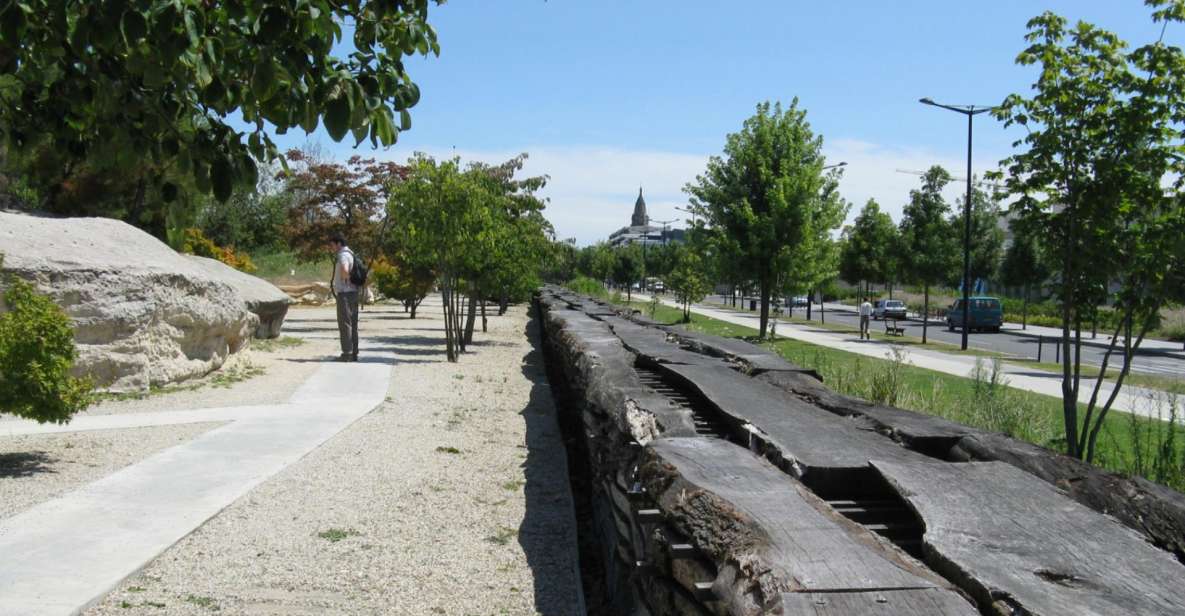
xmin=783 ymin=296 xmax=809 ymax=307
xmin=946 ymin=296 xmax=1003 ymax=332
xmin=873 ymin=299 xmax=907 ymax=320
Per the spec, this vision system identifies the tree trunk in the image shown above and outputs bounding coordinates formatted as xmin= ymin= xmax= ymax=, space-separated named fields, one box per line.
xmin=888 ymin=281 xmax=893 ymax=300
xmin=806 ymin=290 xmax=813 ymax=320
xmin=759 ymin=270 xmax=771 ymax=340
xmin=410 ymin=299 xmax=418 ymax=319
xmin=464 ymin=292 xmax=477 ymax=346
xmin=499 ymin=294 xmax=509 ymax=316
xmin=1022 ymin=284 xmax=1029 ymax=330
xmin=1061 ymin=213 xmax=1079 ymax=458
xmin=441 ymin=280 xmax=456 ymax=362
xmin=820 ymin=290 xmax=826 ymax=324
xmin=481 ymin=299 xmax=488 ymax=333
xmin=922 ymin=284 xmax=930 ymax=344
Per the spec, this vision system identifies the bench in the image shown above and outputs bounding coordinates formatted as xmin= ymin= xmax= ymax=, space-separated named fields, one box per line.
xmin=885 ymin=319 xmax=905 ymax=336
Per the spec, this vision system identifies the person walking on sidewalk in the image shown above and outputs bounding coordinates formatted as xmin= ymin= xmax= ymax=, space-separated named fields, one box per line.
xmin=858 ymin=297 xmax=873 ymax=340
xmin=329 ymin=235 xmax=359 ymax=362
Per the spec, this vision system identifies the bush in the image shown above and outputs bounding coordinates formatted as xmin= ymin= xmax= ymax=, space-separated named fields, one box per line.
xmin=181 ymin=227 xmax=257 ymax=273
xmin=0 ymin=272 xmax=92 ymax=423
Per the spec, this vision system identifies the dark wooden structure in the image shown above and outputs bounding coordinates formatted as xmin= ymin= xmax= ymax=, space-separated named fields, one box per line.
xmin=535 ymin=286 xmax=1185 ymax=616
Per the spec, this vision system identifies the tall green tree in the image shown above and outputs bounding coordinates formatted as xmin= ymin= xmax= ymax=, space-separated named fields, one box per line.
xmin=612 ymin=245 xmax=644 ymax=302
xmin=999 ymin=225 xmax=1051 ymax=329
xmin=839 ymin=199 xmax=897 ymax=299
xmin=994 ymin=5 xmax=1185 ymax=460
xmin=956 ymin=184 xmax=1005 ymax=289
xmin=899 ymin=166 xmax=958 ymax=344
xmin=685 ymin=100 xmax=844 ymax=339
xmin=0 ymin=1 xmax=438 ymax=224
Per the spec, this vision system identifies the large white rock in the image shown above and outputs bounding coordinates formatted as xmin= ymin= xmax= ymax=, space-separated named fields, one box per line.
xmin=0 ymin=211 xmax=255 ymax=392
xmin=184 ymin=255 xmax=293 ymax=339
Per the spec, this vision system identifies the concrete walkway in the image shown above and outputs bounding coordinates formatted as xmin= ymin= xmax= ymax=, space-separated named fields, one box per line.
xmin=644 ymin=295 xmax=1177 ymax=420
xmin=0 ymin=340 xmax=394 ymax=615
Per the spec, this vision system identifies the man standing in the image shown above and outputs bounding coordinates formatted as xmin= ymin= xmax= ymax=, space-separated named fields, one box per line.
xmin=858 ymin=297 xmax=873 ymax=340
xmin=329 ymin=235 xmax=359 ymax=362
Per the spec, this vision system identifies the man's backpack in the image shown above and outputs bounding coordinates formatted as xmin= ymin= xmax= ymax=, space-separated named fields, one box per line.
xmin=348 ymin=251 xmax=368 ymax=286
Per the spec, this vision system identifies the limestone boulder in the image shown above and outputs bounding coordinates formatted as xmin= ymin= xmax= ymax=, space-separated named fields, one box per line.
xmin=184 ymin=255 xmax=292 ymax=339
xmin=0 ymin=211 xmax=255 ymax=392
xmin=279 ymin=282 xmax=332 ymax=305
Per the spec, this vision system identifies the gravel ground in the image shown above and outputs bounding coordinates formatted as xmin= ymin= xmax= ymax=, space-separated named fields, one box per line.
xmin=86 ymin=300 xmax=583 ymax=616
xmin=0 ymin=422 xmax=226 ymax=520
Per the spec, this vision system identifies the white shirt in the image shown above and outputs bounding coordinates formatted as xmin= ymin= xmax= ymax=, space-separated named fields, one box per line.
xmin=858 ymin=301 xmax=873 ymax=317
xmin=332 ymin=248 xmax=358 ymax=294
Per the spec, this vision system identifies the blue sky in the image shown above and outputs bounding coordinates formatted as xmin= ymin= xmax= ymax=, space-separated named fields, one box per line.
xmin=266 ymin=1 xmax=1181 ymax=245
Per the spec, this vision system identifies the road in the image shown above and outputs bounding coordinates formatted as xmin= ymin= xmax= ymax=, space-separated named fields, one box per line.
xmin=706 ymin=296 xmax=1185 ymax=378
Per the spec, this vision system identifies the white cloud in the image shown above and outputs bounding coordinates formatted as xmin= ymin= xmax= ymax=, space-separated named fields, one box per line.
xmin=358 ymin=140 xmax=1009 ymax=245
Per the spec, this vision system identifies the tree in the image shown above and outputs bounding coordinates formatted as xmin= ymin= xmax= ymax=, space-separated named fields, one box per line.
xmin=839 ymin=199 xmax=897 ymax=299
xmin=999 ymin=225 xmax=1050 ymax=329
xmin=899 ymin=166 xmax=958 ymax=344
xmin=667 ymin=246 xmax=712 ymax=322
xmin=612 ymin=245 xmax=644 ymax=302
xmin=370 ymin=258 xmax=434 ymax=319
xmin=956 ymin=184 xmax=1005 ymax=289
xmin=0 ymin=0 xmax=439 ymax=221
xmin=685 ymin=100 xmax=844 ymax=339
xmin=387 ymin=154 xmax=551 ymax=361
xmin=282 ymin=150 xmax=408 ymax=272
xmin=994 ymin=5 xmax=1185 ymax=461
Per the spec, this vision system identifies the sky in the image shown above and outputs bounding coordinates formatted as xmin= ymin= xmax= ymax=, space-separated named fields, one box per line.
xmin=261 ymin=1 xmax=1182 ymax=245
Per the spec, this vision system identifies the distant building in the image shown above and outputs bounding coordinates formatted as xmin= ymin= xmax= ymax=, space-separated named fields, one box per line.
xmin=608 ymin=188 xmax=685 ymax=247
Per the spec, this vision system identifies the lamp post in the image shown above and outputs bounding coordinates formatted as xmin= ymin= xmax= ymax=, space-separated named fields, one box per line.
xmin=823 ymin=161 xmax=848 ymax=171
xmin=919 ymin=97 xmax=994 ymax=351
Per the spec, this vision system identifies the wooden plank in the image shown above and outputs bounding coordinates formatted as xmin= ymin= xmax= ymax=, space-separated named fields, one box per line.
xmin=601 ymin=316 xmax=725 ymax=366
xmin=658 ymin=363 xmax=930 ymax=476
xmin=780 ymin=589 xmax=976 ymax=615
xmin=642 ymin=438 xmax=965 ymax=599
xmin=873 ymin=460 xmax=1185 ymax=615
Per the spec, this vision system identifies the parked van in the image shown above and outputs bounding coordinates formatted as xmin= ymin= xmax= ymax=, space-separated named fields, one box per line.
xmin=945 ymin=296 xmax=1003 ymax=333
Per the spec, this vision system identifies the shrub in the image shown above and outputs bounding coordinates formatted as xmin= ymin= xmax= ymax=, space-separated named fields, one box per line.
xmin=181 ymin=227 xmax=257 ymax=273
xmin=0 ymin=263 xmax=92 ymax=423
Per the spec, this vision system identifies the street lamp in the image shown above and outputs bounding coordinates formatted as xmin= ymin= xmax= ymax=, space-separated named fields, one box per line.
xmin=823 ymin=161 xmax=848 ymax=170
xmin=919 ymin=97 xmax=995 ymax=351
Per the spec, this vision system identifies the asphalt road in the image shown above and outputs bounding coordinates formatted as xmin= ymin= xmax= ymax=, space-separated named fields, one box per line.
xmin=706 ymin=296 xmax=1185 ymax=378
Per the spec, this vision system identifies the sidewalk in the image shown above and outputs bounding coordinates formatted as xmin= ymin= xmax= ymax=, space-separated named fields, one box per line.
xmin=0 ymin=333 xmax=394 ymax=615
xmin=643 ymin=295 xmax=1174 ymax=420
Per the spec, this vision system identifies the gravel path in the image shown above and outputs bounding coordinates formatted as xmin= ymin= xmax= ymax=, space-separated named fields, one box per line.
xmin=0 ymin=422 xmax=225 ymax=520
xmin=85 ymin=300 xmax=583 ymax=616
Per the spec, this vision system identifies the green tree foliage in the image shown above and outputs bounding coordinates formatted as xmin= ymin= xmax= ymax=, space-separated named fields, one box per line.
xmin=387 ymin=154 xmax=551 ymax=361
xmin=577 ymin=243 xmax=615 ymax=283
xmin=0 ymin=258 xmax=92 ymax=423
xmin=0 ymin=1 xmax=439 ymax=219
xmin=370 ymin=258 xmax=433 ymax=318
xmin=685 ymin=100 xmax=845 ymax=339
xmin=541 ymin=240 xmax=578 ymax=284
xmin=956 ymin=184 xmax=1005 ymax=287
xmin=196 ymin=164 xmax=289 ymax=252
xmin=899 ymin=166 xmax=958 ymax=343
xmin=994 ymin=5 xmax=1185 ymax=460
xmin=999 ymin=225 xmax=1051 ymax=329
xmin=839 ymin=199 xmax=898 ymax=298
xmin=611 ymin=245 xmax=643 ymax=301
xmin=667 ymin=245 xmax=711 ymax=322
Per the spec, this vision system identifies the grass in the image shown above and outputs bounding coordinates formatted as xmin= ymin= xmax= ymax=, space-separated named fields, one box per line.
xmin=250 ymin=249 xmax=332 ymax=285
xmin=94 ymin=362 xmax=266 ymax=403
xmin=184 ymin=595 xmax=220 ymax=611
xmin=435 ymin=446 xmax=462 ymax=454
xmin=616 ymin=297 xmax=1185 ymax=491
xmin=485 ymin=526 xmax=518 ymax=545
xmin=251 ymin=336 xmax=305 ymax=353
xmin=316 ymin=528 xmax=361 ymax=542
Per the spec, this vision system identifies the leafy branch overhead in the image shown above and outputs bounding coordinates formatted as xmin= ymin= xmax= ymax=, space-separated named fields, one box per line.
xmin=0 ymin=0 xmax=440 ymax=203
